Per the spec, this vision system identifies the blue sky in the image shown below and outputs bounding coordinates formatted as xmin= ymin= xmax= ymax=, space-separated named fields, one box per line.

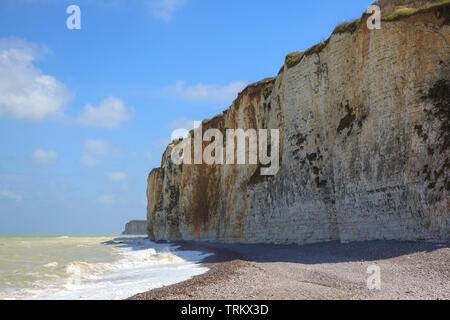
xmin=0 ymin=0 xmax=373 ymax=234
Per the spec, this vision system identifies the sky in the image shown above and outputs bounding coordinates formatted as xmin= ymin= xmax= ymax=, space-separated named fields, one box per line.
xmin=0 ymin=0 xmax=373 ymax=234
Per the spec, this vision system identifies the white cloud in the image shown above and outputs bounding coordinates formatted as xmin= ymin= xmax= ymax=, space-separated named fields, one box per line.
xmin=168 ymin=118 xmax=199 ymax=130
xmin=79 ymin=139 xmax=109 ymax=166
xmin=0 ymin=189 xmax=23 ymax=201
xmin=0 ymin=38 xmax=133 ymax=130
xmin=161 ymin=80 xmax=247 ymax=104
xmin=0 ymin=38 xmax=72 ymax=121
xmin=107 ymin=171 xmax=128 ymax=182
xmin=82 ymin=139 xmax=109 ymax=155
xmin=75 ymin=97 xmax=134 ymax=129
xmin=147 ymin=0 xmax=188 ymax=21
xmin=79 ymin=155 xmax=100 ymax=167
xmin=32 ymin=149 xmax=58 ymax=165
xmin=96 ymin=194 xmax=116 ymax=205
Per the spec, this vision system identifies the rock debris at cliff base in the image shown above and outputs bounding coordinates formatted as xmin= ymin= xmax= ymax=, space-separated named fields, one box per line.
xmin=129 ymin=240 xmax=450 ymax=300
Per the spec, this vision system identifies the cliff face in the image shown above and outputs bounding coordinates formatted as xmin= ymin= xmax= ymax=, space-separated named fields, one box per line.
xmin=147 ymin=3 xmax=450 ymax=244
xmin=123 ymin=220 xmax=148 ymax=235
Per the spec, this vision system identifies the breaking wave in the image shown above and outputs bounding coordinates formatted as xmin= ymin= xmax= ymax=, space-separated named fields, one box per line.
xmin=0 ymin=236 xmax=212 ymax=300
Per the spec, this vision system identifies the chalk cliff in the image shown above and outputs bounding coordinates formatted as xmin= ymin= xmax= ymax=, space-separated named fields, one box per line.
xmin=147 ymin=1 xmax=450 ymax=244
xmin=123 ymin=220 xmax=148 ymax=235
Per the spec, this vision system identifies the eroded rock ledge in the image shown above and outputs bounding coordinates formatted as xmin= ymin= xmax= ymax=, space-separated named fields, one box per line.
xmin=146 ymin=2 xmax=449 ymax=244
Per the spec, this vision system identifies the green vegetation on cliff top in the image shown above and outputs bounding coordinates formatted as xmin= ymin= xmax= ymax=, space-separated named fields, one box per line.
xmin=285 ymin=51 xmax=305 ymax=69
xmin=382 ymin=0 xmax=450 ymax=21
xmin=332 ymin=19 xmax=361 ymax=35
xmin=284 ymin=0 xmax=449 ymax=70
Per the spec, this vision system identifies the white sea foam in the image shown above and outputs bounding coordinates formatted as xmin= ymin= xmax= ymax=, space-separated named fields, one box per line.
xmin=0 ymin=236 xmax=212 ymax=300
xmin=43 ymin=262 xmax=58 ymax=268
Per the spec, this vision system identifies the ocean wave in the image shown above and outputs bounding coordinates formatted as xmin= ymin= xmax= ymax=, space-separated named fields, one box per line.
xmin=1 ymin=236 xmax=212 ymax=300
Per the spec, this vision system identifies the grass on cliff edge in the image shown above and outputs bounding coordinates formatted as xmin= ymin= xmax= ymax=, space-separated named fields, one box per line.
xmin=333 ymin=19 xmax=361 ymax=35
xmin=284 ymin=0 xmax=450 ymax=70
xmin=382 ymin=0 xmax=450 ymax=21
xmin=285 ymin=51 xmax=305 ymax=69
xmin=333 ymin=0 xmax=450 ymax=33
xmin=284 ymin=39 xmax=330 ymax=69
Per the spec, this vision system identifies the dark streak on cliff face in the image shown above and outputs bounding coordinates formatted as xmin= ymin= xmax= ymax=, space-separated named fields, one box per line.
xmin=423 ymin=80 xmax=450 ymax=154
xmin=187 ymin=115 xmax=225 ymax=237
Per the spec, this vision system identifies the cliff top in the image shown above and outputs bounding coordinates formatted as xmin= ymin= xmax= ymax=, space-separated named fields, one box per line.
xmin=377 ymin=0 xmax=445 ymax=12
xmin=126 ymin=220 xmax=147 ymax=224
xmin=278 ymin=0 xmax=450 ymax=74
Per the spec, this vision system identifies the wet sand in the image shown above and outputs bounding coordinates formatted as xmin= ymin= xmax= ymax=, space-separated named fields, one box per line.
xmin=129 ymin=240 xmax=450 ymax=300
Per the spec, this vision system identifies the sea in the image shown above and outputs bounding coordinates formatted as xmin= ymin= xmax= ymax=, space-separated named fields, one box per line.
xmin=0 ymin=235 xmax=211 ymax=300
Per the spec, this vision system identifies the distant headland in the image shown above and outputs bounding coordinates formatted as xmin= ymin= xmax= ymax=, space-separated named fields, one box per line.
xmin=122 ymin=220 xmax=147 ymax=235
